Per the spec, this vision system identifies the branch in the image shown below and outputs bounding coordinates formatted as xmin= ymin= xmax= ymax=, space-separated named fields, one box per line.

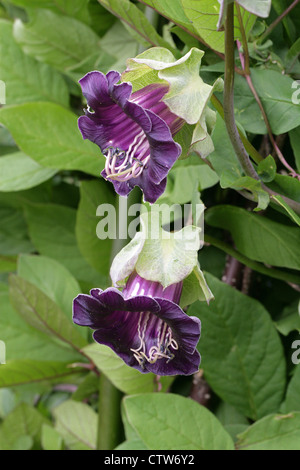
xmin=259 ymin=0 xmax=300 ymax=43
xmin=223 ymin=3 xmax=300 ymax=215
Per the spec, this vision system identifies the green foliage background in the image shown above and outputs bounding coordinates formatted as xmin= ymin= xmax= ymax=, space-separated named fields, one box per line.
xmin=0 ymin=0 xmax=299 ymax=451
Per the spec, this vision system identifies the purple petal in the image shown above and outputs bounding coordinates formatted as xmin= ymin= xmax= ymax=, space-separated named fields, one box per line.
xmin=90 ymin=287 xmax=125 ymax=310
xmin=146 ymin=348 xmax=201 ymax=376
xmin=79 ymin=71 xmax=110 ymax=111
xmin=130 ymin=83 xmax=169 ymax=108
xmin=106 ymin=70 xmax=122 ymax=91
xmin=155 ymin=298 xmax=201 ymax=355
xmin=73 ymin=294 xmax=107 ymax=328
xmin=78 ymin=71 xmax=183 ymax=204
xmin=78 ymin=115 xmax=108 ymax=149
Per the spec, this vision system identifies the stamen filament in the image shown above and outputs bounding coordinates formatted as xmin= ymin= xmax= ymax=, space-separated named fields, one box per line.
xmin=130 ymin=312 xmax=179 ymax=369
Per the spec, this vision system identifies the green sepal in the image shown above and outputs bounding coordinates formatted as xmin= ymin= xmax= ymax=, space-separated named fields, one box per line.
xmin=122 ymin=47 xmax=223 ymax=159
xmin=110 ymin=208 xmax=213 ymax=304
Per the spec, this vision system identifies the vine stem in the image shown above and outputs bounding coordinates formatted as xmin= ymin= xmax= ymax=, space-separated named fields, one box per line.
xmin=223 ymin=3 xmax=300 ymax=216
xmin=224 ymin=3 xmax=261 ymax=179
xmin=235 ymin=3 xmax=300 ymax=180
xmin=96 ymin=374 xmax=123 ymax=450
xmin=259 ymin=0 xmax=300 ymax=43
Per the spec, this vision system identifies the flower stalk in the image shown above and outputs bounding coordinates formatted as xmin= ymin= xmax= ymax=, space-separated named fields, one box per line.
xmin=223 ymin=3 xmax=300 ymax=215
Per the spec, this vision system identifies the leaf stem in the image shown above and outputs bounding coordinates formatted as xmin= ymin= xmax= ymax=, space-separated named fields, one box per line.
xmin=259 ymin=0 xmax=300 ymax=43
xmin=235 ymin=5 xmax=300 ymax=180
xmin=223 ymin=3 xmax=300 ymax=215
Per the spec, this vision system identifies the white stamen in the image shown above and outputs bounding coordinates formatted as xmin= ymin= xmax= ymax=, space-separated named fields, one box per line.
xmin=130 ymin=314 xmax=178 ymax=369
xmin=102 ymin=130 xmax=150 ymax=183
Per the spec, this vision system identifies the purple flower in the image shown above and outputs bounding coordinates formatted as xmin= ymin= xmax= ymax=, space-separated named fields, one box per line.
xmin=78 ymin=71 xmax=184 ymax=203
xmin=73 ymin=272 xmax=201 ymax=376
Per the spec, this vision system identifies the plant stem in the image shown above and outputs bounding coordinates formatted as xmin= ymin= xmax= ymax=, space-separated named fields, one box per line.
xmin=223 ymin=3 xmax=300 ymax=215
xmin=96 ymin=374 xmax=123 ymax=450
xmin=224 ymin=3 xmax=260 ymax=179
xmin=259 ymin=0 xmax=300 ymax=43
xmin=235 ymin=5 xmax=250 ymax=75
xmin=235 ymin=9 xmax=300 ymax=181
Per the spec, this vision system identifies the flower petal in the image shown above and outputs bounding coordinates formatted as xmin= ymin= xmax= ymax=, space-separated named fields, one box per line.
xmin=73 ymin=294 xmax=107 ymax=329
xmin=155 ymin=298 xmax=201 ymax=355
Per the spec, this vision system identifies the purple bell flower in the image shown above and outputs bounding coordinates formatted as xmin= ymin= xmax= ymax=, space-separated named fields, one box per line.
xmin=78 ymin=70 xmax=184 ymax=203
xmin=73 ymin=272 xmax=201 ymax=376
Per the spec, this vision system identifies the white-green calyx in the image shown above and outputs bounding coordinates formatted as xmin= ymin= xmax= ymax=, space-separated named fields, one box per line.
xmin=122 ymin=47 xmax=224 ymax=160
xmin=110 ymin=210 xmax=214 ymax=307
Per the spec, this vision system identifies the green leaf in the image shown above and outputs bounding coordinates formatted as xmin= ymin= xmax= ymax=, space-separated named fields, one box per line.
xmin=181 ymin=0 xmax=256 ymax=53
xmin=0 ymin=360 xmax=80 ymax=388
xmin=123 ymin=393 xmax=235 ymax=450
xmin=9 ymin=274 xmax=87 ymax=350
xmin=8 ymin=0 xmax=91 ymax=23
xmin=124 ymin=47 xmax=223 ymax=125
xmin=162 ymin=155 xmax=219 ymax=205
xmin=284 ymin=366 xmax=300 ymax=413
xmin=182 ymin=263 xmax=214 ymax=305
xmin=136 ymin=0 xmax=195 ymax=31
xmin=205 ymin=205 xmax=300 ymax=270
xmin=100 ymin=21 xmax=139 ymax=69
xmin=116 ymin=439 xmax=148 ymax=450
xmin=41 ymin=424 xmax=64 ymax=451
xmin=269 ymin=174 xmax=300 ymax=203
xmin=13 ymin=9 xmax=112 ymax=78
xmin=236 ymin=413 xmax=300 ymax=450
xmin=82 ymin=343 xmax=173 ymax=395
xmin=24 ymin=203 xmax=105 ymax=285
xmin=99 ymin=0 xmax=176 ymax=51
xmin=275 ymin=300 xmax=300 ymax=336
xmin=76 ymin=180 xmax=115 ymax=277
xmin=289 ymin=126 xmax=300 ymax=173
xmin=234 ymin=69 xmax=300 ymax=135
xmin=0 ymin=389 xmax=16 ymax=419
xmin=0 ymin=255 xmax=17 ymax=273
xmin=53 ymin=400 xmax=97 ymax=450
xmin=111 ymin=210 xmax=201 ymax=288
xmin=188 ymin=274 xmax=286 ymax=420
xmin=0 ymin=152 xmax=57 ymax=192
xmin=270 ymin=195 xmax=300 ymax=228
xmin=285 ymin=38 xmax=300 ymax=74
xmin=0 ymin=284 xmax=84 ymax=362
xmin=208 ymin=114 xmax=243 ymax=181
xmin=0 ymin=102 xmax=101 ymax=176
xmin=256 ymin=155 xmax=277 ymax=183
xmin=0 ymin=19 xmax=69 ymax=106
xmin=17 ymin=254 xmax=82 ymax=322
xmin=220 ymin=174 xmax=270 ymax=211
xmin=237 ymin=0 xmax=271 ymax=17
xmin=214 ymin=401 xmax=249 ymax=442
xmin=0 ymin=403 xmax=48 ymax=450
xmin=0 ymin=208 xmax=34 ymax=255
